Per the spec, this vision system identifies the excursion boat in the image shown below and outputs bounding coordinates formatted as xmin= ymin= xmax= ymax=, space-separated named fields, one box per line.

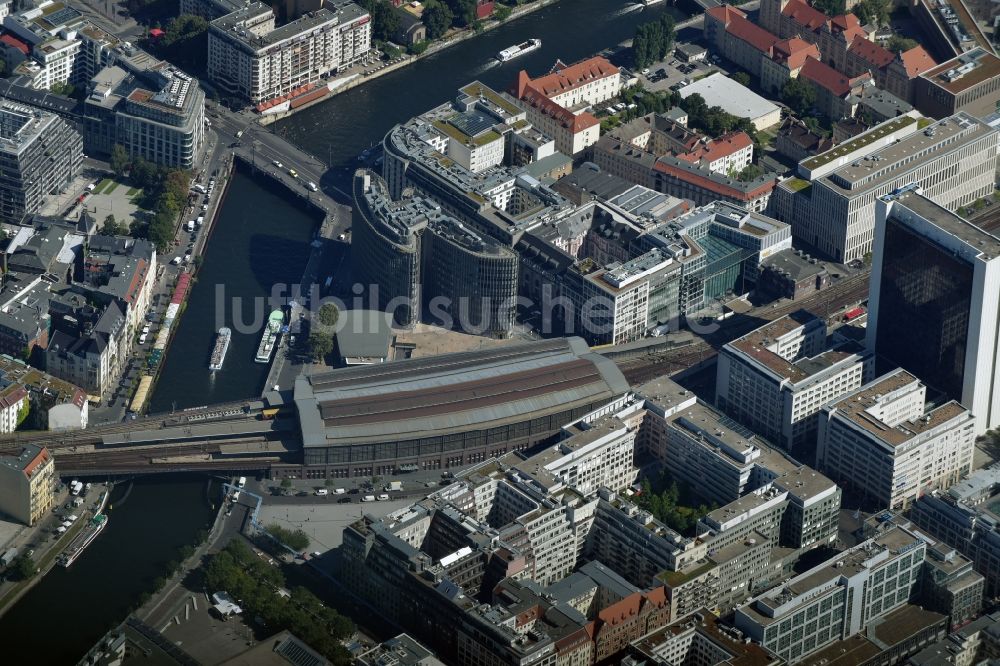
xmin=642 ymin=0 xmax=664 ymax=5
xmin=255 ymin=310 xmax=284 ymax=364
xmin=59 ymin=514 xmax=108 ymax=568
xmin=209 ymin=327 xmax=231 ymax=371
xmin=496 ymin=38 xmax=542 ymax=62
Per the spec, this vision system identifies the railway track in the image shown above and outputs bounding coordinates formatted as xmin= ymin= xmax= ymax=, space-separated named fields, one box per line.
xmin=616 ymin=271 xmax=872 ymax=385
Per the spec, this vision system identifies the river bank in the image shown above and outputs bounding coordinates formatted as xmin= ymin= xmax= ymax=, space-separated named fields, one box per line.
xmin=258 ymin=0 xmax=563 ymax=126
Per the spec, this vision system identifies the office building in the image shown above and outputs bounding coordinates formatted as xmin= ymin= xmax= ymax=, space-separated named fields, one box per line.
xmin=624 ymin=609 xmax=783 ymax=666
xmin=207 ymin=2 xmax=370 ymax=105
xmin=352 ymin=170 xmax=518 ymax=335
xmin=0 ymin=100 xmax=82 ymax=223
xmin=716 ymin=312 xmax=873 ymax=456
xmin=909 ymin=612 xmax=1000 ymax=665
xmin=867 ymin=188 xmax=1000 ymax=435
xmin=915 ymin=47 xmax=1000 ymax=119
xmin=83 ymin=64 xmax=206 ymax=169
xmin=773 ymin=111 xmax=998 ymax=262
xmin=512 ymin=56 xmax=620 ymax=155
xmin=911 ymin=466 xmax=1000 ymax=598
xmin=734 ymin=525 xmax=926 ymax=663
xmin=817 ymin=369 xmax=975 ymax=511
xmin=357 ymin=634 xmax=444 ymax=666
xmin=0 ymin=444 xmax=54 ymax=526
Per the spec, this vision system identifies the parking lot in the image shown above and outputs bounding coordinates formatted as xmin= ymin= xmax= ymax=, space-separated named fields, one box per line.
xmin=640 ymin=49 xmax=731 ymax=95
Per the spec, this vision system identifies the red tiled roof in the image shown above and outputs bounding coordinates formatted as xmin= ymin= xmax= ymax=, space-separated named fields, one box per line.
xmin=521 ymin=56 xmax=620 ymax=99
xmin=830 ymin=13 xmax=861 ymax=31
xmin=0 ymin=386 xmax=27 ymax=411
xmin=847 ymin=35 xmax=894 ymax=68
xmin=21 ymin=446 xmax=49 ymax=479
xmin=899 ymin=45 xmax=937 ymax=78
xmin=726 ymin=13 xmax=780 ymax=55
xmin=801 ymin=56 xmax=870 ymax=95
xmin=0 ymin=34 xmax=29 ymax=56
xmin=772 ymin=38 xmax=821 ymax=70
xmin=782 ymin=0 xmax=827 ymax=31
xmin=653 ymin=160 xmax=776 ymax=201
xmin=677 ymin=131 xmax=753 ymax=165
xmin=519 ymin=86 xmax=599 ymax=133
xmin=705 ymin=4 xmax=747 ymax=22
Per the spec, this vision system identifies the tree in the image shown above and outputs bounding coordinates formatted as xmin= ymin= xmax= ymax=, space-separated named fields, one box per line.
xmin=12 ymin=554 xmax=36 ymax=580
xmin=853 ymin=0 xmax=891 ymax=26
xmin=309 ymin=331 xmax=334 ymax=361
xmin=422 ymin=0 xmax=454 ymax=39
xmin=632 ymin=14 xmax=676 ymax=69
xmin=445 ymin=0 xmax=478 ymax=27
xmin=357 ymin=0 xmax=400 ymax=42
xmin=886 ymin=35 xmax=918 ymax=53
xmin=161 ymin=14 xmax=208 ymax=47
xmin=495 ymin=4 xmax=512 ymax=21
xmin=266 ymin=524 xmax=310 ymax=550
xmin=280 ymin=478 xmax=292 ymax=489
xmin=318 ymin=302 xmax=339 ymax=327
xmin=101 ymin=214 xmax=125 ymax=236
xmin=736 ymin=163 xmax=764 ymax=182
xmin=110 ymin=144 xmax=129 ymax=178
xmin=812 ymin=0 xmax=846 ymax=16
xmin=782 ymin=77 xmax=816 ymax=117
xmin=730 ymin=71 xmax=751 ymax=87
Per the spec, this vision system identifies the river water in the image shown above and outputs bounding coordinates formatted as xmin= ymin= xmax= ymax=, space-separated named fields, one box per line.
xmin=148 ymin=169 xmax=319 ymax=413
xmin=3 ymin=1 xmax=694 ymax=660
xmin=0 ymin=476 xmax=217 ymax=664
xmin=273 ymin=0 xmax=686 ymax=189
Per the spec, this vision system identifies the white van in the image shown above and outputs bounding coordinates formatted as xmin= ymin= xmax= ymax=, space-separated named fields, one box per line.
xmin=171 ymin=257 xmax=181 ymax=265
xmin=361 ymin=495 xmax=376 ymax=502
xmin=183 ymin=254 xmax=192 ymax=264
xmin=306 ymin=182 xmax=318 ymax=192
xmin=185 ymin=221 xmax=195 ymax=232
xmin=315 ymin=489 xmax=329 ymax=496
xmin=377 ymin=493 xmax=390 ymax=501
xmin=196 ymin=216 xmax=205 ymax=226
xmin=138 ymin=332 xmax=148 ymax=345
xmin=333 ymin=488 xmax=346 ymax=494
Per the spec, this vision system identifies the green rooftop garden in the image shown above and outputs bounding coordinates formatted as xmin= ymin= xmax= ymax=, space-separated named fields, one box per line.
xmin=460 ymin=82 xmax=521 ymax=116
xmin=784 ymin=177 xmax=812 ymax=193
xmin=801 ymin=115 xmax=917 ymax=171
xmin=434 ymin=119 xmax=502 ymax=147
xmin=658 ymin=561 xmax=716 ymax=588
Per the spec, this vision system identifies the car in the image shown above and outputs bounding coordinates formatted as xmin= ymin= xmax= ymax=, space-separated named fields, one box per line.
xmin=361 ymin=495 xmax=376 ymax=502
xmin=296 ymin=490 xmax=309 ymax=497
xmin=338 ymin=233 xmax=345 ymax=241
xmin=641 ymin=68 xmax=650 ymax=75
xmin=349 ymin=488 xmax=359 ymax=494
xmin=315 ymin=489 xmax=329 ymax=496
xmin=288 ymin=169 xmax=298 ymax=178
xmin=337 ymin=497 xmax=352 ymax=503
xmin=656 ymin=68 xmax=667 ymax=76
xmin=272 ymin=160 xmax=283 ymax=168
xmin=376 ymin=494 xmax=390 ymax=501
xmin=333 ymin=488 xmax=346 ymax=494
xmin=306 ymin=181 xmax=318 ymax=192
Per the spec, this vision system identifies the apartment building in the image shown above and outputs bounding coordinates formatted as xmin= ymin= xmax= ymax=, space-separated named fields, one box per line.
xmin=734 ymin=525 xmax=926 ymax=663
xmin=0 ymin=100 xmax=82 ymax=223
xmin=512 ymin=56 xmax=620 ymax=156
xmin=45 ymin=302 xmax=126 ymax=399
xmin=798 ymin=57 xmax=871 ymax=120
xmin=83 ymin=64 xmax=206 ymax=169
xmin=716 ymin=313 xmax=873 ymax=457
xmin=868 ymin=189 xmax=1000 ymax=435
xmin=207 ymin=2 xmax=370 ymax=105
xmin=818 ymin=369 xmax=975 ymax=511
xmin=0 ymin=444 xmax=54 ymax=526
xmin=774 ymin=112 xmax=998 ymax=262
xmin=703 ymin=4 xmax=778 ymax=80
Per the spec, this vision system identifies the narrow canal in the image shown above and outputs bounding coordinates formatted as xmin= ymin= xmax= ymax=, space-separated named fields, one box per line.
xmin=0 ymin=476 xmax=217 ymax=664
xmin=273 ymin=0 xmax=688 ymax=185
xmin=148 ymin=169 xmax=319 ymax=413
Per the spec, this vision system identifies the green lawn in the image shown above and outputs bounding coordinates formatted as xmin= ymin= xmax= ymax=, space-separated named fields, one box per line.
xmin=105 ymin=181 xmax=120 ymax=194
xmin=126 ymin=187 xmax=140 ymax=196
xmin=95 ymin=178 xmax=113 ymax=194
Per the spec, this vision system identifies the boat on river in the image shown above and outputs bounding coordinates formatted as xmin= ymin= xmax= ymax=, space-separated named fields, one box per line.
xmin=209 ymin=327 xmax=231 ymax=371
xmin=255 ymin=310 xmax=284 ymax=363
xmin=497 ymin=39 xmax=542 ymax=62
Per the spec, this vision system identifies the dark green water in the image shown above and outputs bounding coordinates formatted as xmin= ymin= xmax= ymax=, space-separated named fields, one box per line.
xmin=0 ymin=475 xmax=216 ymax=664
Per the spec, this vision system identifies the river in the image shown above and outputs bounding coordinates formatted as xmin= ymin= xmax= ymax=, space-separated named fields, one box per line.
xmin=273 ymin=0 xmax=688 ymax=189
xmin=148 ymin=169 xmax=319 ymax=413
xmin=0 ymin=476 xmax=217 ymax=664
xmin=3 ymin=1 xmax=694 ymax=660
